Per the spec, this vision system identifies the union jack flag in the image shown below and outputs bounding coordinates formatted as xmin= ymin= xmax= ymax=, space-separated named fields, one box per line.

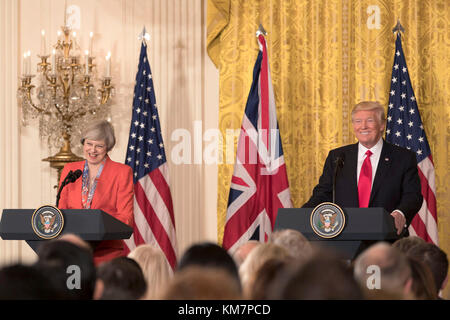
xmin=123 ymin=41 xmax=178 ymax=269
xmin=222 ymin=32 xmax=292 ymax=253
xmin=385 ymin=33 xmax=438 ymax=245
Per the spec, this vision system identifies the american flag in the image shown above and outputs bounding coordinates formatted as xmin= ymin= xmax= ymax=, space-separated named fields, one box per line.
xmin=385 ymin=33 xmax=438 ymax=245
xmin=222 ymin=32 xmax=292 ymax=253
xmin=123 ymin=41 xmax=178 ymax=269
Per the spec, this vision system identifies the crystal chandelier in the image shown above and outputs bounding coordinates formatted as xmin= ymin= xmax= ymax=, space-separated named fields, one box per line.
xmin=17 ymin=20 xmax=114 ymax=181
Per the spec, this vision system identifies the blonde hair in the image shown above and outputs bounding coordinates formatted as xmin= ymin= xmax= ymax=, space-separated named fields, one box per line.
xmin=81 ymin=120 xmax=116 ymax=152
xmin=352 ymin=101 xmax=386 ymax=122
xmin=239 ymin=243 xmax=290 ymax=291
xmin=128 ymin=244 xmax=172 ymax=300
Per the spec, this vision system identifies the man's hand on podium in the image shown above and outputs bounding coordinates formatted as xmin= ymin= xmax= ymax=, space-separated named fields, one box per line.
xmin=390 ymin=210 xmax=406 ymax=235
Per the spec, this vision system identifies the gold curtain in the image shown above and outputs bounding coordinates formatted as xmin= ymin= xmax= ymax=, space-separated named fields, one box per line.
xmin=208 ymin=0 xmax=449 ymax=298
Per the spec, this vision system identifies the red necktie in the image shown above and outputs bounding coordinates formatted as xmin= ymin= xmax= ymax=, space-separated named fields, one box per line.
xmin=358 ymin=150 xmax=373 ymax=208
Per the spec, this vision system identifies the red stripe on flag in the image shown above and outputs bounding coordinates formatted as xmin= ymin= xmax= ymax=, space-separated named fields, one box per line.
xmin=417 ymin=166 xmax=437 ymax=221
xmin=410 ymin=215 xmax=432 ymax=243
xmin=149 ymin=167 xmax=176 ymax=227
xmin=135 ymin=181 xmax=177 ymax=270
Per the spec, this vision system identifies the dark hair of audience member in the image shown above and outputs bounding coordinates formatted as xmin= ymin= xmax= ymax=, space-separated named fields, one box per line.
xmin=96 ymin=257 xmax=147 ymax=300
xmin=392 ymin=236 xmax=426 ymax=254
xmin=177 ymin=242 xmax=241 ymax=291
xmin=160 ymin=266 xmax=241 ymax=300
xmin=245 ymin=258 xmax=289 ymax=300
xmin=407 ymin=257 xmax=437 ymax=299
xmin=0 ymin=264 xmax=64 ymax=300
xmin=407 ymin=243 xmax=449 ymax=295
xmin=34 ymin=239 xmax=96 ymax=300
xmin=270 ymin=251 xmax=364 ymax=300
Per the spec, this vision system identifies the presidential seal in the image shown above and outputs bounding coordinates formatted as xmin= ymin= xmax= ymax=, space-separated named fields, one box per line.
xmin=310 ymin=202 xmax=345 ymax=239
xmin=31 ymin=205 xmax=64 ymax=239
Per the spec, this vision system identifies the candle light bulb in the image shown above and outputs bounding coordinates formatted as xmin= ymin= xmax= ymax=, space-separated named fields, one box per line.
xmin=41 ymin=30 xmax=46 ymax=56
xmin=105 ymin=51 xmax=111 ymax=77
xmin=89 ymin=31 xmax=94 ymax=54
xmin=52 ymin=49 xmax=56 ymax=74
xmin=85 ymin=50 xmax=90 ymax=75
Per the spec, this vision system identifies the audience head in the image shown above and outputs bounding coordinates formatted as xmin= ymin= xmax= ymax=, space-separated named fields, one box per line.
xmin=354 ymin=242 xmax=412 ymax=298
xmin=271 ymin=250 xmax=363 ymax=300
xmin=232 ymin=240 xmax=261 ymax=267
xmin=128 ymin=244 xmax=173 ymax=299
xmin=177 ymin=242 xmax=240 ymax=290
xmin=407 ymin=257 xmax=437 ymax=299
xmin=59 ymin=233 xmax=93 ymax=253
xmin=0 ymin=264 xmax=63 ymax=299
xmin=269 ymin=229 xmax=313 ymax=261
xmin=392 ymin=236 xmax=426 ymax=254
xmin=239 ymin=242 xmax=291 ymax=290
xmin=96 ymin=257 xmax=147 ymax=300
xmin=35 ymin=238 xmax=96 ymax=300
xmin=406 ymin=242 xmax=448 ymax=294
xmin=245 ymin=258 xmax=289 ymax=300
xmin=161 ymin=266 xmax=241 ymax=300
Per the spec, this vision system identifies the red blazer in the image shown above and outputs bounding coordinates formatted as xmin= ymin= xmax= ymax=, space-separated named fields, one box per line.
xmin=58 ymin=156 xmax=134 ymax=266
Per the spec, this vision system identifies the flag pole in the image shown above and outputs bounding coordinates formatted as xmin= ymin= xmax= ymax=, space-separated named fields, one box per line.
xmin=392 ymin=19 xmax=405 ymax=34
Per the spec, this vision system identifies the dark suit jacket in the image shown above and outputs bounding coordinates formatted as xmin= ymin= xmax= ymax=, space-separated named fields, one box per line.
xmin=58 ymin=156 xmax=134 ymax=265
xmin=302 ymin=140 xmax=423 ymax=227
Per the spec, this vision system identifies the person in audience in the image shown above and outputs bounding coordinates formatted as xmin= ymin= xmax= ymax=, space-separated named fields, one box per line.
xmin=34 ymin=238 xmax=98 ymax=300
xmin=269 ymin=229 xmax=313 ymax=261
xmin=407 ymin=256 xmax=437 ymax=299
xmin=128 ymin=244 xmax=172 ymax=299
xmin=406 ymin=242 xmax=448 ymax=298
xmin=177 ymin=241 xmax=241 ymax=291
xmin=232 ymin=240 xmax=261 ymax=267
xmin=0 ymin=264 xmax=64 ymax=299
xmin=270 ymin=250 xmax=364 ymax=300
xmin=392 ymin=236 xmax=426 ymax=254
xmin=96 ymin=257 xmax=147 ymax=300
xmin=59 ymin=233 xmax=93 ymax=253
xmin=245 ymin=258 xmax=289 ymax=300
xmin=353 ymin=242 xmax=413 ymax=299
xmin=239 ymin=242 xmax=290 ymax=292
xmin=160 ymin=266 xmax=241 ymax=300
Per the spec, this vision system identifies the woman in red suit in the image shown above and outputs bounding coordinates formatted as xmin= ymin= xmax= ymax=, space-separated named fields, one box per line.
xmin=58 ymin=120 xmax=134 ymax=266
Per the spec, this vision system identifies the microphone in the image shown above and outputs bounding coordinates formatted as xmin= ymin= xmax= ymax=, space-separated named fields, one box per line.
xmin=56 ymin=169 xmax=83 ymax=207
xmin=332 ymin=154 xmax=345 ymax=204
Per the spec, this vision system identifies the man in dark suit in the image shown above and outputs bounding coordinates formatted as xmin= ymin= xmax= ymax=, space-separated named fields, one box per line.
xmin=303 ymin=101 xmax=423 ymax=236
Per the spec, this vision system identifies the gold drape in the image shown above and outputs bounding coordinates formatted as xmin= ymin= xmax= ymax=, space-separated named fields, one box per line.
xmin=208 ymin=0 xmax=449 ymax=298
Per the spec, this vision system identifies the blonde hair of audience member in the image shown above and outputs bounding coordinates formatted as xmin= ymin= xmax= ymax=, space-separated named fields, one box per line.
xmin=160 ymin=266 xmax=241 ymax=300
xmin=128 ymin=244 xmax=172 ymax=300
xmin=239 ymin=243 xmax=290 ymax=294
xmin=354 ymin=242 xmax=413 ymax=299
xmin=232 ymin=240 xmax=262 ymax=267
xmin=269 ymin=229 xmax=313 ymax=261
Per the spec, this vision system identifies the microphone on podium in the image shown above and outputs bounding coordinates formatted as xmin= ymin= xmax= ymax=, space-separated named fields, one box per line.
xmin=332 ymin=154 xmax=345 ymax=204
xmin=56 ymin=169 xmax=83 ymax=207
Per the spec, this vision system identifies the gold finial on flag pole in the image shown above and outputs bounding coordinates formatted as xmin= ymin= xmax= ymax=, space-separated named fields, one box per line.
xmin=392 ymin=19 xmax=405 ymax=34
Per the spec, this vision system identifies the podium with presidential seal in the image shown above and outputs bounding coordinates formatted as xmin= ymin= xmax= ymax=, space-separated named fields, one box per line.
xmin=275 ymin=203 xmax=400 ymax=259
xmin=0 ymin=206 xmax=133 ymax=252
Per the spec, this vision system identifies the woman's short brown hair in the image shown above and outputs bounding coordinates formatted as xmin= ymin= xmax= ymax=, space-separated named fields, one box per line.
xmin=80 ymin=120 xmax=116 ymax=152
